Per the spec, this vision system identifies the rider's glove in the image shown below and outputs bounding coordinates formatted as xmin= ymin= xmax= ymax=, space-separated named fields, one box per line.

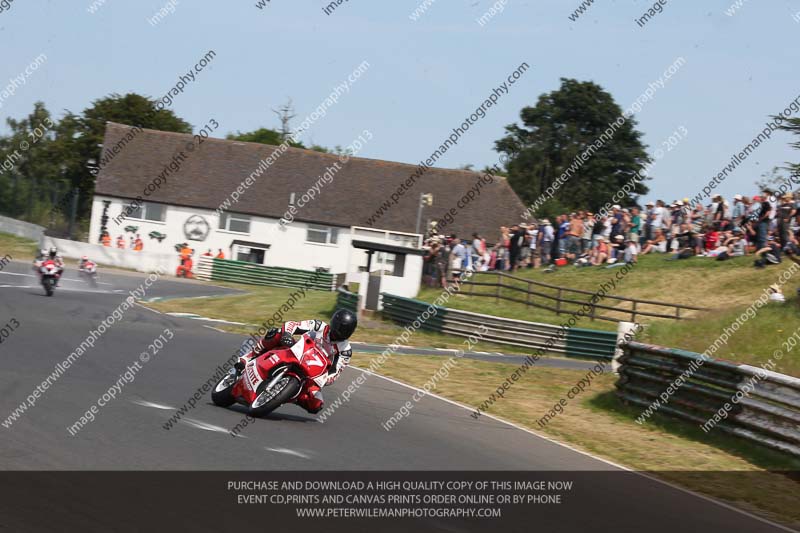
xmin=279 ymin=332 xmax=295 ymax=347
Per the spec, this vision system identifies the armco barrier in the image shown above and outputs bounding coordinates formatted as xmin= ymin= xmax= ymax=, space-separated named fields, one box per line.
xmin=380 ymin=293 xmax=617 ymax=360
xmin=616 ymin=341 xmax=800 ymax=457
xmin=336 ymin=288 xmax=360 ymax=314
xmin=195 ymin=256 xmax=336 ymax=291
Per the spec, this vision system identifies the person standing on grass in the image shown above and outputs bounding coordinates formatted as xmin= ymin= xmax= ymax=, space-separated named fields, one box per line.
xmin=566 ymin=213 xmax=583 ymax=262
xmin=508 ymin=223 xmax=526 ymax=272
xmin=629 ymin=207 xmax=641 ymax=249
xmin=528 ymin=223 xmax=538 ymax=268
xmin=756 ymin=190 xmax=772 ymax=250
xmin=581 ymin=212 xmax=594 ymax=254
xmin=777 ymin=193 xmax=796 ymax=248
xmin=539 ymin=219 xmax=553 ymax=267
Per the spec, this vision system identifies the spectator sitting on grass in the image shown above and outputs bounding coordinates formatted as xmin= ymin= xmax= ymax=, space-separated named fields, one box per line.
xmin=670 ymin=223 xmax=696 ymax=260
xmin=607 ymin=237 xmax=638 ymax=268
xmin=590 ymin=237 xmax=609 ymax=266
xmin=713 ymin=228 xmax=746 ymax=260
xmin=640 ymin=229 xmax=666 ymax=255
xmin=753 ymin=235 xmax=782 ymax=268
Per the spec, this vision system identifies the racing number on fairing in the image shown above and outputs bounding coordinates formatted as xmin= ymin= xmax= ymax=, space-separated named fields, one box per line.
xmin=303 ymin=350 xmax=325 ymax=368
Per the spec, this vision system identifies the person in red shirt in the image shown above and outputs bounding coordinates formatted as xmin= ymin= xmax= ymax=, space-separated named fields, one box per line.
xmin=705 ymin=224 xmax=720 ymax=252
xmin=215 ymin=249 xmax=225 ymax=259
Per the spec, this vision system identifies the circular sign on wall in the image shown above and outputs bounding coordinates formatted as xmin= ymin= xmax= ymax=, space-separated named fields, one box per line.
xmin=183 ymin=214 xmax=211 ymax=241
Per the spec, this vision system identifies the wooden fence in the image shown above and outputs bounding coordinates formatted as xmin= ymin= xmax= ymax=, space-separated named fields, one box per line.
xmin=456 ymin=270 xmax=703 ymax=323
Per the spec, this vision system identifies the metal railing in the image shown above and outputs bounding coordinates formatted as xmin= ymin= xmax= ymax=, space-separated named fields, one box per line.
xmin=381 ymin=293 xmax=617 ymax=360
xmin=457 ymin=270 xmax=703 ymax=323
xmin=195 ymin=256 xmax=336 ymax=291
xmin=616 ymin=341 xmax=800 ymax=458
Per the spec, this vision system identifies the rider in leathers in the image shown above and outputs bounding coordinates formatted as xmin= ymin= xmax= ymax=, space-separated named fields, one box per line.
xmin=236 ymin=309 xmax=357 ymax=414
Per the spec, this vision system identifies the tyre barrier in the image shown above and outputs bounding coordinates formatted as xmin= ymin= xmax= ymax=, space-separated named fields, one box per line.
xmin=616 ymin=341 xmax=800 ymax=458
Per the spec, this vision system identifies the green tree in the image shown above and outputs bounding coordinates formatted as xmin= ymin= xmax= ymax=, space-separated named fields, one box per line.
xmin=777 ymin=116 xmax=800 ymax=180
xmin=226 ymin=127 xmax=304 ymax=148
xmin=496 ymin=78 xmax=651 ymax=219
xmin=75 ymin=93 xmax=191 ymax=214
xmin=0 ymin=93 xmax=192 ymax=228
xmin=227 ymin=129 xmax=338 ymax=154
xmin=0 ymin=102 xmax=62 ymax=223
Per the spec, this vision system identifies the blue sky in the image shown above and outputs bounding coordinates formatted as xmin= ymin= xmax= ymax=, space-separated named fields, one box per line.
xmin=2 ymin=0 xmax=799 ymax=203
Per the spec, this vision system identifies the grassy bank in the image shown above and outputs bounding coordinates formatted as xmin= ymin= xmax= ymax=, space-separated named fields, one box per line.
xmin=0 ymin=232 xmax=39 ymax=261
xmin=417 ymin=255 xmax=800 ymax=375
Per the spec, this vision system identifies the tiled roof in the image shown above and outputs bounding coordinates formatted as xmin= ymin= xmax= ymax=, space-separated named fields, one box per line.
xmin=95 ymin=122 xmax=526 ymax=238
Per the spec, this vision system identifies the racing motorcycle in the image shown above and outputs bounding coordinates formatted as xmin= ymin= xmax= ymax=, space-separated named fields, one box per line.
xmin=212 ymin=331 xmax=332 ymax=417
xmin=79 ymin=261 xmax=98 ymax=287
xmin=39 ymin=261 xmax=60 ymax=296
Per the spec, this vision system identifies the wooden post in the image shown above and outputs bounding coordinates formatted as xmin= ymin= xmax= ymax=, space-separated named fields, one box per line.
xmin=675 ymin=306 xmax=681 ymax=319
xmin=495 ymin=277 xmax=501 ymax=303
xmin=631 ymin=301 xmax=638 ymax=323
xmin=526 ymin=281 xmax=531 ymax=307
xmin=555 ymin=288 xmax=562 ymax=315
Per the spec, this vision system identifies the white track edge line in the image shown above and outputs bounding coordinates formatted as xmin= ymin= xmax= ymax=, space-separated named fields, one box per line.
xmin=350 ymin=365 xmax=796 ymax=533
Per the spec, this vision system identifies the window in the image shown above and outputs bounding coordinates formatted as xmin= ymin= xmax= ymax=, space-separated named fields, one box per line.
xmin=235 ymin=246 xmax=266 ymax=264
xmin=219 ymin=212 xmax=251 ymax=233
xmin=127 ymin=202 xmax=166 ymax=222
xmin=306 ymin=225 xmax=339 ymax=245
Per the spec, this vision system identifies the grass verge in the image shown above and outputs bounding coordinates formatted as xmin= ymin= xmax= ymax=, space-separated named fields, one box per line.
xmin=144 ymin=283 xmax=531 ymax=354
xmin=349 ymin=352 xmax=800 ymax=529
xmin=0 ymin=231 xmax=39 ymax=260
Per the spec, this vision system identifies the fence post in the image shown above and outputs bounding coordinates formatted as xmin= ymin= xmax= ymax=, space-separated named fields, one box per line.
xmin=612 ymin=321 xmax=638 ymax=374
xmin=526 ymin=281 xmax=531 ymax=307
xmin=675 ymin=306 xmax=681 ymax=319
xmin=555 ymin=288 xmax=562 ymax=315
xmin=495 ymin=276 xmax=501 ymax=303
xmin=631 ymin=301 xmax=638 ymax=323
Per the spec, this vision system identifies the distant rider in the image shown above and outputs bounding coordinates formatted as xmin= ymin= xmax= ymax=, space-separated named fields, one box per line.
xmin=237 ymin=309 xmax=357 ymax=414
xmin=41 ymin=247 xmax=65 ymax=285
xmin=79 ymin=255 xmax=96 ymax=272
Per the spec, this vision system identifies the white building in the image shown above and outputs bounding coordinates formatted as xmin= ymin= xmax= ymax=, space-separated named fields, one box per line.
xmin=88 ymin=122 xmax=525 ymax=298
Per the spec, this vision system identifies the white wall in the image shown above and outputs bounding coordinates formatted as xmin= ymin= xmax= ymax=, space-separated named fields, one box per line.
xmin=88 ymin=195 xmax=353 ymax=273
xmin=0 ymin=215 xmax=44 ymax=241
xmin=41 ymin=235 xmax=175 ymax=273
xmin=352 ymin=255 xmax=423 ymax=310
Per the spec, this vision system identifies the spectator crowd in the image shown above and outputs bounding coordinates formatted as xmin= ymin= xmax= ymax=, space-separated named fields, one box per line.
xmin=422 ymin=188 xmax=800 ymax=287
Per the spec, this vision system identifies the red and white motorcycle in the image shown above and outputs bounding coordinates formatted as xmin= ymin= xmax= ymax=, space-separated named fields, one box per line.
xmin=212 ymin=331 xmax=331 ymax=417
xmin=39 ymin=260 xmax=61 ymax=297
xmin=79 ymin=260 xmax=98 ymax=287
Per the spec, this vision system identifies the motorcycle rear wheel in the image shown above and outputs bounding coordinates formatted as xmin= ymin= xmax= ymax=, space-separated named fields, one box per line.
xmin=250 ymin=375 xmax=301 ymax=418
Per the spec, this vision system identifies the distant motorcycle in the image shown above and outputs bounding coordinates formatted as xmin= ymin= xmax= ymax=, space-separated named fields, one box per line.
xmin=79 ymin=261 xmax=98 ymax=287
xmin=40 ymin=260 xmax=60 ymax=296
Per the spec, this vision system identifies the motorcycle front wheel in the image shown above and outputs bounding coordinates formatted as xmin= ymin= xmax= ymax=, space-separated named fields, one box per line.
xmin=249 ymin=375 xmax=301 ymax=418
xmin=44 ymin=280 xmax=54 ymax=296
xmin=211 ymin=370 xmax=238 ymax=407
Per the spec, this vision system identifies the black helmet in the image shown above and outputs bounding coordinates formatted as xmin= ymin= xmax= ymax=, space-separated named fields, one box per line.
xmin=329 ymin=308 xmax=357 ymax=341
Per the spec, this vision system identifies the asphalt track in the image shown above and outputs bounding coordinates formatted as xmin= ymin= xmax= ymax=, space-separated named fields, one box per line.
xmin=0 ymin=261 xmax=793 ymax=532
